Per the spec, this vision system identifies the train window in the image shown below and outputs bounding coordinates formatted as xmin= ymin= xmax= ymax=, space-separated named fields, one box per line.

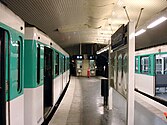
xmin=61 ymin=55 xmax=64 ymax=73
xmin=156 ymin=59 xmax=162 ymax=74
xmin=67 ymin=58 xmax=68 ymax=70
xmin=140 ymin=56 xmax=149 ymax=74
xmin=68 ymin=58 xmax=70 ymax=70
xmin=60 ymin=55 xmax=62 ymax=73
xmin=66 ymin=57 xmax=67 ymax=71
xmin=66 ymin=58 xmax=67 ymax=69
xmin=17 ymin=37 xmax=21 ymax=92
xmin=164 ymin=57 xmax=167 ymax=74
xmin=62 ymin=56 xmax=64 ymax=72
xmin=55 ymin=52 xmax=59 ymax=75
xmin=135 ymin=57 xmax=139 ymax=72
xmin=156 ymin=54 xmax=167 ymax=75
xmin=64 ymin=56 xmax=66 ymax=72
xmin=37 ymin=44 xmax=40 ymax=84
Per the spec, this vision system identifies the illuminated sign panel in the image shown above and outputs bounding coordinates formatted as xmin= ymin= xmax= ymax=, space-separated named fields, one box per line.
xmin=111 ymin=25 xmax=126 ymax=50
xmin=74 ymin=55 xmax=83 ymax=60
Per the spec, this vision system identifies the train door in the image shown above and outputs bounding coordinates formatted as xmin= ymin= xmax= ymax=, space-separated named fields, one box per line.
xmin=155 ymin=54 xmax=167 ymax=99
xmin=44 ymin=47 xmax=53 ymax=117
xmin=0 ymin=28 xmax=7 ymax=125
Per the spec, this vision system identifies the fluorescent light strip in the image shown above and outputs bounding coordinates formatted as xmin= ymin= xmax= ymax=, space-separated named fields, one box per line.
xmin=96 ymin=46 xmax=109 ymax=54
xmin=135 ymin=29 xmax=146 ymax=36
xmin=147 ymin=16 xmax=167 ymax=29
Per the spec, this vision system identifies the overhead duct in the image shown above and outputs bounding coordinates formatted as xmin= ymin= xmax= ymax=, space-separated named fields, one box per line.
xmin=87 ymin=0 xmax=118 ymax=28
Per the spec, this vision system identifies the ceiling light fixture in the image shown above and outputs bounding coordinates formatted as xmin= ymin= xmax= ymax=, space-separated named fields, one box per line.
xmin=96 ymin=45 xmax=109 ymax=55
xmin=135 ymin=29 xmax=146 ymax=36
xmin=147 ymin=16 xmax=167 ymax=29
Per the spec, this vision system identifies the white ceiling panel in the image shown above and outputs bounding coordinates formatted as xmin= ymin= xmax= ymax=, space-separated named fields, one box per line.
xmin=1 ymin=0 xmax=167 ymax=49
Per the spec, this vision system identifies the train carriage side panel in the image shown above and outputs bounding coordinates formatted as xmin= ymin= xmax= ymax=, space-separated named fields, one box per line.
xmin=135 ymin=45 xmax=167 ymax=55
xmin=24 ymin=28 xmax=45 ymax=125
xmin=135 ymin=74 xmax=155 ymax=96
xmin=135 ymin=54 xmax=155 ymax=96
xmin=0 ymin=3 xmax=24 ymax=125
xmin=52 ymin=50 xmax=61 ymax=105
xmin=9 ymin=30 xmax=24 ymax=125
xmin=24 ymin=27 xmax=70 ymax=123
xmin=60 ymin=54 xmax=65 ymax=90
xmin=52 ymin=42 xmax=70 ymax=94
xmin=135 ymin=45 xmax=167 ymax=96
xmin=67 ymin=57 xmax=70 ymax=82
xmin=53 ymin=76 xmax=62 ymax=104
xmin=62 ymin=55 xmax=66 ymax=89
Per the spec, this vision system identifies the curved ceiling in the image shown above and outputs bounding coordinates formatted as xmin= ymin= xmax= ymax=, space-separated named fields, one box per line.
xmin=1 ymin=0 xmax=167 ymax=50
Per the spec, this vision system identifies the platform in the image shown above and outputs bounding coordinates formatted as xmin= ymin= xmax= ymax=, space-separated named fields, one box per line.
xmin=49 ymin=77 xmax=167 ymax=125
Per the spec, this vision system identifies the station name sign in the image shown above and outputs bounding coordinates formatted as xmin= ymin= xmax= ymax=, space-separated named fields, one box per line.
xmin=111 ymin=24 xmax=126 ymax=50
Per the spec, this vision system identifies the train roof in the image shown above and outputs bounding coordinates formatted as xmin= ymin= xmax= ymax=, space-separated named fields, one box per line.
xmin=135 ymin=44 xmax=167 ymax=56
xmin=0 ymin=3 xmax=24 ymax=34
xmin=25 ymin=27 xmax=69 ymax=56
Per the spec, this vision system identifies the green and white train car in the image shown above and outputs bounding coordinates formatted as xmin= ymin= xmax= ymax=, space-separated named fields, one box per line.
xmin=1 ymin=3 xmax=70 ymax=125
xmin=24 ymin=27 xmax=70 ymax=125
xmin=0 ymin=3 xmax=24 ymax=125
xmin=135 ymin=45 xmax=167 ymax=97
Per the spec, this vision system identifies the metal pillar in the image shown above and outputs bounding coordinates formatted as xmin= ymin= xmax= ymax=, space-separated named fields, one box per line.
xmin=80 ymin=43 xmax=82 ymax=55
xmin=127 ymin=22 xmax=135 ymax=125
xmin=108 ymin=39 xmax=113 ymax=109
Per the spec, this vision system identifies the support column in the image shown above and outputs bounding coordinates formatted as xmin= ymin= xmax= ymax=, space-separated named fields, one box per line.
xmin=108 ymin=40 xmax=113 ymax=109
xmin=79 ymin=43 xmax=82 ymax=55
xmin=127 ymin=22 xmax=135 ymax=125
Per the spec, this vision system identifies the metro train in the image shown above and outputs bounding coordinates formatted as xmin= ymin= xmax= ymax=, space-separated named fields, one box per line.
xmin=0 ymin=3 xmax=70 ymax=125
xmin=135 ymin=45 xmax=167 ymax=98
